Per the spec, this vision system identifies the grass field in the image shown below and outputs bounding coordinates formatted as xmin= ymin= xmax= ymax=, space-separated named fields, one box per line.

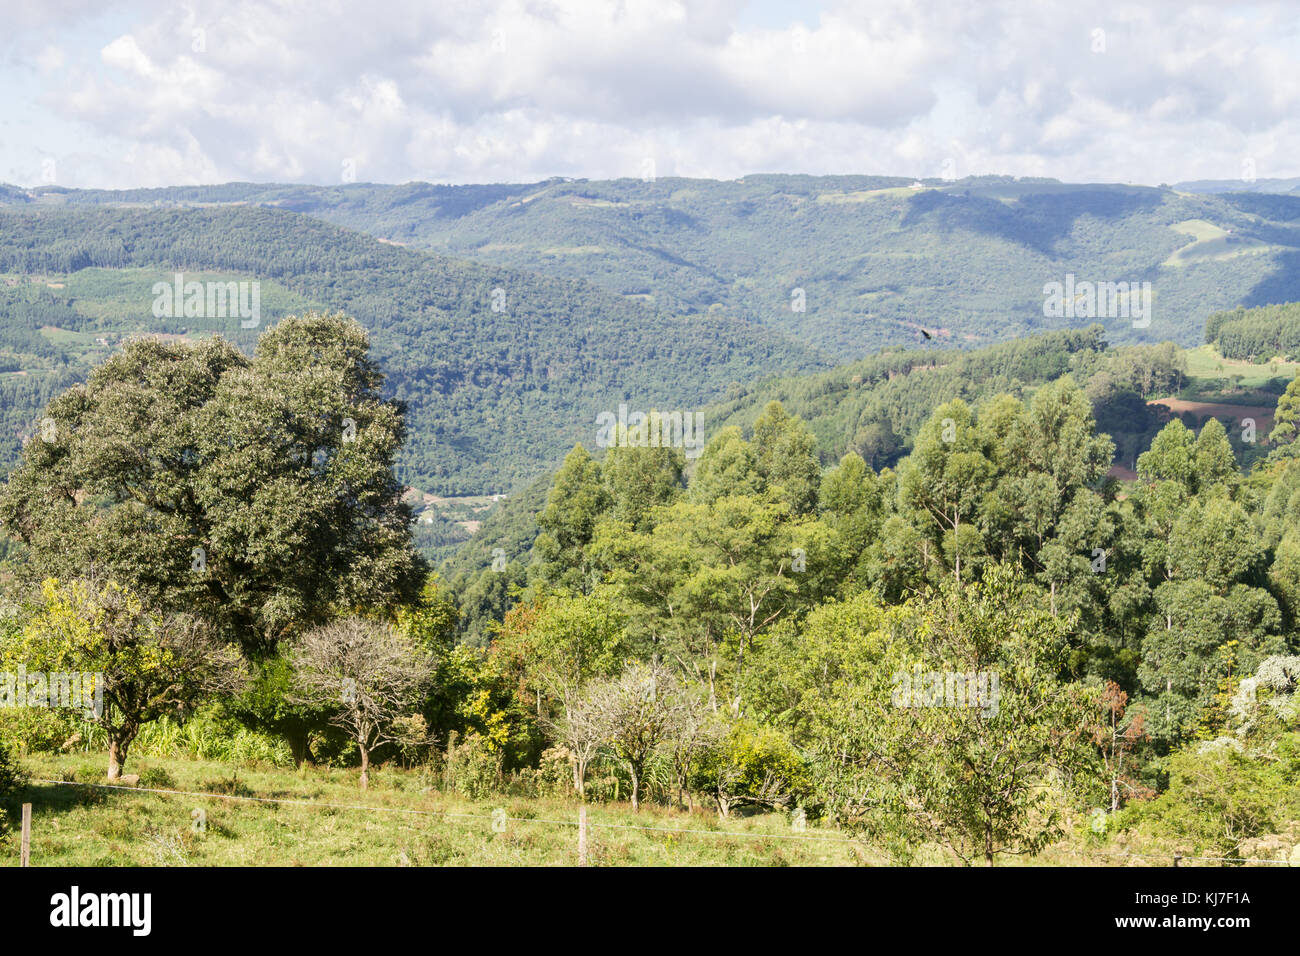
xmin=1183 ymin=343 xmax=1300 ymax=387
xmin=2 ymin=754 xmax=877 ymax=867
xmin=3 ymin=753 xmax=1268 ymax=867
xmin=1163 ymin=220 xmax=1281 ymax=268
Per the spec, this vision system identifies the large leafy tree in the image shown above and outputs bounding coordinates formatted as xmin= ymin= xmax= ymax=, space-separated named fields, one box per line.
xmin=895 ymin=399 xmax=996 ymax=586
xmin=530 ymin=445 xmax=609 ymax=593
xmin=594 ymin=494 xmax=832 ymax=707
xmin=0 ymin=312 xmax=425 ymax=655
xmin=751 ymin=401 xmax=821 ymax=514
xmin=767 ymin=565 xmax=1100 ymax=865
xmin=600 ymin=441 xmax=684 ymax=532
xmin=1137 ymin=496 xmax=1285 ymax=742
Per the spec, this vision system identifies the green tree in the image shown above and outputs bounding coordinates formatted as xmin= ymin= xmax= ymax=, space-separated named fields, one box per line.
xmin=786 ymin=565 xmax=1100 ymax=865
xmin=688 ymin=427 xmax=764 ymax=504
xmin=817 ymin=452 xmax=886 ymax=592
xmin=0 ymin=313 xmax=425 ymax=656
xmin=1193 ymin=418 xmax=1240 ymax=495
xmin=752 ymin=401 xmax=821 ymax=514
xmin=1137 ymin=420 xmax=1196 ymax=489
xmin=490 ymin=588 xmax=626 ymax=796
xmin=530 ymin=445 xmax=609 ymax=593
xmin=12 ymin=578 xmax=246 ymax=779
xmin=601 ymin=441 xmax=684 ymax=532
xmin=1268 ymin=374 xmax=1300 ymax=447
xmin=896 ymin=399 xmax=995 ymax=586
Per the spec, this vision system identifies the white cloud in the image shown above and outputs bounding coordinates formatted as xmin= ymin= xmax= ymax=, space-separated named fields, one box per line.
xmin=5 ymin=0 xmax=1300 ymax=187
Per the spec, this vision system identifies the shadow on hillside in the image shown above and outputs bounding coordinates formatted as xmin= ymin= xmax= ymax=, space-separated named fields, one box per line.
xmin=1242 ymin=250 xmax=1300 ymax=309
xmin=899 ymin=186 xmax=1165 ymax=258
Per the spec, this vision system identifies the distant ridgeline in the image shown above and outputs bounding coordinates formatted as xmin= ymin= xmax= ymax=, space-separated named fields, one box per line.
xmin=10 ymin=177 xmax=1300 ymax=358
xmin=1206 ymin=302 xmax=1300 ymax=362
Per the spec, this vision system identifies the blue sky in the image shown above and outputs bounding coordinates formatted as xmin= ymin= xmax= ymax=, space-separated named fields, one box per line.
xmin=2 ymin=0 xmax=1297 ymax=189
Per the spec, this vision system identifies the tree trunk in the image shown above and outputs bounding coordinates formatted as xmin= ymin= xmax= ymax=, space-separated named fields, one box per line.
xmin=574 ymin=759 xmax=587 ymax=799
xmin=107 ymin=738 xmax=126 ymax=780
xmin=359 ymin=746 xmax=370 ymax=790
xmin=630 ymin=765 xmax=640 ymax=812
xmin=287 ymin=730 xmax=310 ymax=769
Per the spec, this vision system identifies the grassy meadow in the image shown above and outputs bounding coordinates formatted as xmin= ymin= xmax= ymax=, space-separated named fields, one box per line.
xmin=2 ymin=753 xmax=877 ymax=867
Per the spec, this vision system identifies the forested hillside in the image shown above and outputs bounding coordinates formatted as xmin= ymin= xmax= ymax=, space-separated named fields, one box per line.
xmin=1206 ymin=302 xmax=1300 ymax=361
xmin=12 ymin=177 xmax=1300 ymax=358
xmin=0 ymin=205 xmax=823 ymax=493
xmin=440 ymin=326 xmax=1216 ymax=638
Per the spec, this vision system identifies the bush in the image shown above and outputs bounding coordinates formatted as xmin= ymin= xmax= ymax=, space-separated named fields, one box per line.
xmin=1112 ymin=732 xmax=1300 ymax=857
xmin=0 ymin=707 xmax=80 ymax=754
xmin=137 ymin=766 xmax=177 ymax=790
xmin=0 ymin=741 xmax=28 ymax=834
xmin=441 ymin=732 xmax=502 ymax=799
xmin=697 ymin=720 xmax=808 ymax=818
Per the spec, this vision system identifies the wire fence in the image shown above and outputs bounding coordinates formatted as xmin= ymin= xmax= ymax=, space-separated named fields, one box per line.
xmin=24 ymin=778 xmax=1297 ymax=866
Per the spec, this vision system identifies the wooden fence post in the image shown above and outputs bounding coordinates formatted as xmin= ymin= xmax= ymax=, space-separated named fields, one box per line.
xmin=20 ymin=803 xmax=31 ymax=867
xmin=578 ymin=806 xmax=588 ymax=867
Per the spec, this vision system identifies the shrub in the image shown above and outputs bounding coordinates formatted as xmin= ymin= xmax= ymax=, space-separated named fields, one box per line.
xmin=137 ymin=766 xmax=177 ymax=790
xmin=1112 ymin=732 xmax=1300 ymax=857
xmin=0 ymin=740 xmax=27 ymax=831
xmin=697 ymin=720 xmax=808 ymax=818
xmin=441 ymin=732 xmax=502 ymax=799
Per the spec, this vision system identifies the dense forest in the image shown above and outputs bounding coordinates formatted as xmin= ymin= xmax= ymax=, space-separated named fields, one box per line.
xmin=1207 ymin=301 xmax=1300 ymax=361
xmin=0 ymin=205 xmax=823 ymax=492
xmin=3 ymin=310 xmax=1299 ymax=865
xmin=11 ymin=177 xmax=1300 ymax=358
xmin=440 ymin=326 xmax=1200 ymax=636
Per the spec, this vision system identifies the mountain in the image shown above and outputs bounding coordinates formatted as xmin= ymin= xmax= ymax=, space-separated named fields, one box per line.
xmin=1175 ymin=177 xmax=1300 ymax=197
xmin=0 ymin=204 xmax=824 ymax=494
xmin=11 ymin=176 xmax=1300 ymax=359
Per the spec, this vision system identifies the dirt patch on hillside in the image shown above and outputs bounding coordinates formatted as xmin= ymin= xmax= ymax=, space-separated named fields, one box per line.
xmin=1148 ymin=398 xmax=1275 ymax=439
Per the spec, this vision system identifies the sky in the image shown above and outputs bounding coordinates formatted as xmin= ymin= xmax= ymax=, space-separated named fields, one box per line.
xmin=1 ymin=0 xmax=1297 ymax=189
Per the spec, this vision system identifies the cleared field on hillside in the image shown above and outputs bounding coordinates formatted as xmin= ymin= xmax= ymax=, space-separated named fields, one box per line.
xmin=1150 ymin=397 xmax=1275 ymax=437
xmin=1183 ymin=343 xmax=1300 ymax=387
xmin=1163 ymin=219 xmax=1281 ymax=267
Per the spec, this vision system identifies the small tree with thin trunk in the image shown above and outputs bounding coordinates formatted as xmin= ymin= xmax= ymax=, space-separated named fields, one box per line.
xmin=290 ymin=617 xmax=435 ymax=789
xmin=667 ymin=684 xmax=719 ymax=811
xmin=585 ymin=661 xmax=684 ymax=811
xmin=552 ymin=692 xmax=606 ymax=799
xmin=12 ymin=578 xmax=246 ymax=780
